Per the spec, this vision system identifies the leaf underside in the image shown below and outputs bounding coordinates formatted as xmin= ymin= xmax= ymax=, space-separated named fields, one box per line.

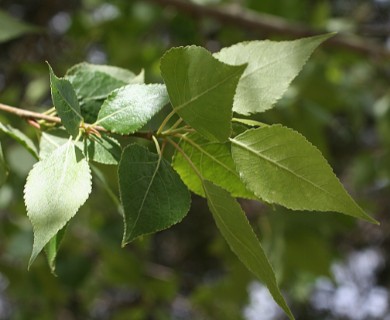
xmin=24 ymin=141 xmax=92 ymax=267
xmin=215 ymin=34 xmax=333 ymax=115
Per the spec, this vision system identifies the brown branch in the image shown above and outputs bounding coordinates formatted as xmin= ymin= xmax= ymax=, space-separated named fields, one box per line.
xmin=146 ymin=0 xmax=390 ymax=59
xmin=0 ymin=103 xmax=61 ymax=123
xmin=0 ymin=103 xmax=156 ymax=140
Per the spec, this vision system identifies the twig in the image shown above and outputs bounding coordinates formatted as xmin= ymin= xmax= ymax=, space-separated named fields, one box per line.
xmin=0 ymin=103 xmax=61 ymax=123
xmin=146 ymin=0 xmax=390 ymax=59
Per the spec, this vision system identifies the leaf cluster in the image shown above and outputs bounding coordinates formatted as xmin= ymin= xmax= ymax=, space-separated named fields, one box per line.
xmin=0 ymin=33 xmax=378 ymax=320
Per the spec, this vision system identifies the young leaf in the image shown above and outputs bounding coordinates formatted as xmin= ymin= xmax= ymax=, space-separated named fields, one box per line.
xmin=160 ymin=46 xmax=246 ymax=142
xmin=231 ymin=125 xmax=377 ymax=223
xmin=48 ymin=63 xmax=83 ymax=138
xmin=214 ymin=34 xmax=333 ymax=115
xmin=44 ymin=226 xmax=66 ymax=275
xmin=0 ymin=142 xmax=8 ymax=187
xmin=203 ymin=181 xmax=294 ymax=320
xmin=66 ymin=62 xmax=144 ymax=101
xmin=24 ymin=141 xmax=92 ymax=267
xmin=86 ymin=135 xmax=121 ymax=165
xmin=172 ymin=132 xmax=255 ymax=199
xmin=96 ymin=84 xmax=169 ymax=134
xmin=119 ymin=144 xmax=191 ymax=245
xmin=0 ymin=122 xmax=39 ymax=159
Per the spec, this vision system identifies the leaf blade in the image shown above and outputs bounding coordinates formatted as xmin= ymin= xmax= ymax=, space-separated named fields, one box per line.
xmin=161 ymin=46 xmax=246 ymax=142
xmin=48 ymin=63 xmax=82 ymax=138
xmin=172 ymin=132 xmax=255 ymax=198
xmin=24 ymin=141 xmax=92 ymax=267
xmin=0 ymin=122 xmax=39 ymax=159
xmin=215 ymin=34 xmax=333 ymax=115
xmin=119 ymin=144 xmax=191 ymax=244
xmin=96 ymin=84 xmax=169 ymax=134
xmin=231 ymin=125 xmax=377 ymax=223
xmin=203 ymin=181 xmax=294 ymax=320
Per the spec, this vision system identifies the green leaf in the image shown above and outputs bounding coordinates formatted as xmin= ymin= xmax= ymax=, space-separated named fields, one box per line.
xmin=231 ymin=125 xmax=377 ymax=223
xmin=44 ymin=226 xmax=66 ymax=275
xmin=24 ymin=141 xmax=92 ymax=267
xmin=0 ymin=122 xmax=39 ymax=159
xmin=48 ymin=63 xmax=83 ymax=138
xmin=0 ymin=10 xmax=39 ymax=43
xmin=96 ymin=84 xmax=169 ymax=134
xmin=172 ymin=132 xmax=255 ymax=198
xmin=86 ymin=135 xmax=121 ymax=165
xmin=65 ymin=63 xmax=144 ymax=123
xmin=66 ymin=62 xmax=144 ymax=101
xmin=203 ymin=181 xmax=294 ymax=320
xmin=39 ymin=128 xmax=82 ymax=159
xmin=214 ymin=34 xmax=333 ymax=115
xmin=119 ymin=144 xmax=191 ymax=245
xmin=160 ymin=46 xmax=246 ymax=142
xmin=0 ymin=142 xmax=8 ymax=187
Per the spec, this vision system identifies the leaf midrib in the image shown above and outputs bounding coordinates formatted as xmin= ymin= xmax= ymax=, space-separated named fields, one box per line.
xmin=172 ymin=67 xmax=244 ymax=113
xmin=230 ymin=137 xmax=347 ymax=206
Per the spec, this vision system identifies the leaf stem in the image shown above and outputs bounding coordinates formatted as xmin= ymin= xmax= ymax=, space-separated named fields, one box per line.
xmin=0 ymin=103 xmax=61 ymax=123
xmin=156 ymin=109 xmax=176 ymax=136
xmin=152 ymin=135 xmax=161 ymax=156
xmin=165 ymin=137 xmax=203 ymax=181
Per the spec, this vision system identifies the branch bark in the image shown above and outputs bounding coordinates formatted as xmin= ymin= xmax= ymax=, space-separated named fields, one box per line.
xmin=146 ymin=0 xmax=390 ymax=59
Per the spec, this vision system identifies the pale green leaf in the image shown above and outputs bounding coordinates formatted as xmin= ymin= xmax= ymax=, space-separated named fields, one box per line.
xmin=44 ymin=226 xmax=66 ymax=275
xmin=0 ymin=122 xmax=39 ymax=159
xmin=24 ymin=141 xmax=92 ymax=267
xmin=48 ymin=63 xmax=82 ymax=138
xmin=172 ymin=132 xmax=255 ymax=198
xmin=0 ymin=142 xmax=8 ymax=187
xmin=86 ymin=135 xmax=121 ymax=165
xmin=215 ymin=34 xmax=333 ymax=115
xmin=96 ymin=84 xmax=169 ymax=134
xmin=203 ymin=181 xmax=294 ymax=320
xmin=160 ymin=46 xmax=246 ymax=142
xmin=231 ymin=125 xmax=377 ymax=223
xmin=0 ymin=10 xmax=39 ymax=43
xmin=119 ymin=144 xmax=191 ymax=245
xmin=39 ymin=128 xmax=82 ymax=159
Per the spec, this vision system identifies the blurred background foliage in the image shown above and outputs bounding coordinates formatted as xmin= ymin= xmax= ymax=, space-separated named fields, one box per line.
xmin=0 ymin=0 xmax=390 ymax=319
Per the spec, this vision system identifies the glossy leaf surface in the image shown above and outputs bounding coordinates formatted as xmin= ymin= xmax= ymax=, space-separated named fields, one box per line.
xmin=231 ymin=125 xmax=377 ymax=223
xmin=96 ymin=84 xmax=169 ymax=134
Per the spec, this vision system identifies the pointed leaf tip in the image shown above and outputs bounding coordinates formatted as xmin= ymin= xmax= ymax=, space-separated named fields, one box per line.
xmin=231 ymin=125 xmax=377 ymax=224
xmin=203 ymin=181 xmax=294 ymax=319
xmin=25 ymin=141 xmax=91 ymax=267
